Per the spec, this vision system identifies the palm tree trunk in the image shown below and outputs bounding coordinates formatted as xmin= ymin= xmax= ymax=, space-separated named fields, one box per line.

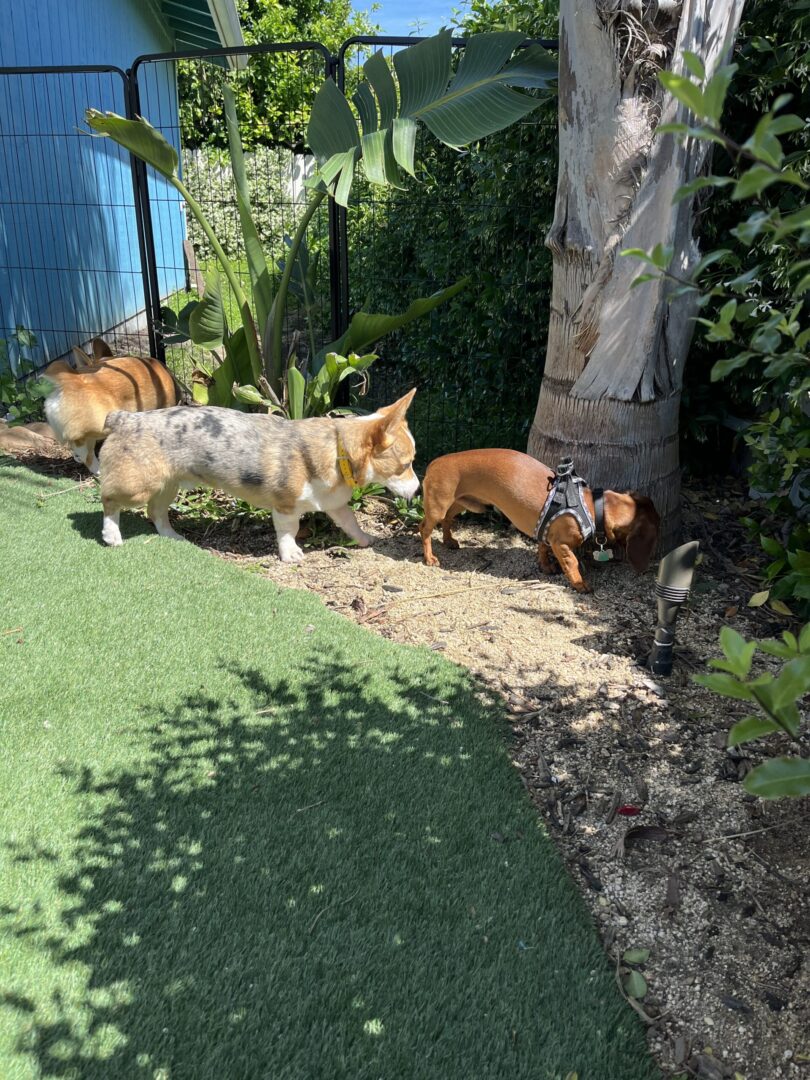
xmin=529 ymin=0 xmax=746 ymax=551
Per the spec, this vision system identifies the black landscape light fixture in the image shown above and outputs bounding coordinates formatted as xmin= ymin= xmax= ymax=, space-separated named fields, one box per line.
xmin=649 ymin=540 xmax=700 ymax=677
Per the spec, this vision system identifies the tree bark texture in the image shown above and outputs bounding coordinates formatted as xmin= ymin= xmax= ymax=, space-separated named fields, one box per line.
xmin=528 ymin=0 xmax=746 ymax=550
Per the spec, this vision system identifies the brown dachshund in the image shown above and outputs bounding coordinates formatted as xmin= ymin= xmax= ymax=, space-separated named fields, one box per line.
xmin=420 ymin=448 xmax=660 ymax=593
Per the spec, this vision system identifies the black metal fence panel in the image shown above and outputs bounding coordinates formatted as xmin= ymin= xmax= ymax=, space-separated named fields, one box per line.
xmin=0 ymin=65 xmax=153 ymax=370
xmin=131 ymin=43 xmax=335 ymax=386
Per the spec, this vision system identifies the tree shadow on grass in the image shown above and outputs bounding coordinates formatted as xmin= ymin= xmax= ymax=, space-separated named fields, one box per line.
xmin=2 ymin=660 xmax=656 ymax=1080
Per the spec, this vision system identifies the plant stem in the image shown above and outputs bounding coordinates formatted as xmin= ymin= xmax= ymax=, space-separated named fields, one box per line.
xmin=271 ymin=189 xmax=327 ymax=395
xmin=172 ymin=176 xmax=263 ymax=383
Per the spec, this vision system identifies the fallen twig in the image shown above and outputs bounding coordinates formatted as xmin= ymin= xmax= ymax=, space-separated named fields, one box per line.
xmin=387 ymin=580 xmax=554 ymax=605
xmin=295 ymin=798 xmax=326 ymax=814
xmin=40 ymin=479 xmax=95 ymax=498
xmin=702 ymin=813 xmax=810 ymax=844
xmin=2 ymin=627 xmax=23 ymax=637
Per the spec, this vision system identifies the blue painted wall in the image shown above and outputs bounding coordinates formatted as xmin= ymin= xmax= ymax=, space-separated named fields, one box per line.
xmin=0 ymin=0 xmax=185 ymax=366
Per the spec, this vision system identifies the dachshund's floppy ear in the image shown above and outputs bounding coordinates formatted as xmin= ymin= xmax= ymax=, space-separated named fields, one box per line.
xmin=626 ymin=497 xmax=660 ymax=573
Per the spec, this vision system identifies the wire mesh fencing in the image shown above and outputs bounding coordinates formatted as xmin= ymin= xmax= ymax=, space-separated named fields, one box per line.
xmin=131 ymin=44 xmax=334 ymax=387
xmin=0 ymin=66 xmax=152 ymax=372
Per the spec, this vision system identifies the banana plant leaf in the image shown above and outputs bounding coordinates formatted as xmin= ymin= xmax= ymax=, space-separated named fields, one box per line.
xmin=287 ymin=366 xmax=306 ymax=419
xmin=222 ymin=85 xmax=274 ymax=338
xmin=315 ymin=278 xmax=470 ymax=366
xmin=85 ymin=110 xmax=178 ymax=177
xmin=198 ymin=327 xmax=255 ymax=408
xmin=188 ymin=268 xmax=226 ymax=350
xmin=308 ymin=30 xmax=557 ymax=206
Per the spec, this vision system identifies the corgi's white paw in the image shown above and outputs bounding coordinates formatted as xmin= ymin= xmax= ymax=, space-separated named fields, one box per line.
xmin=279 ymin=542 xmax=305 ymax=563
xmin=88 ymin=460 xmax=100 ymax=477
xmin=356 ymin=531 xmax=374 ymax=548
xmin=102 ymin=523 xmax=123 ymax=546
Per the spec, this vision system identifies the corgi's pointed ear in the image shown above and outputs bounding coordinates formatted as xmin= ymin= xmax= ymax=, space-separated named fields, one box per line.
xmin=92 ymin=337 xmax=113 ymax=360
xmin=379 ymin=388 xmax=416 ymax=422
xmin=373 ymin=388 xmax=417 ymax=448
xmin=70 ymin=346 xmax=91 ymax=370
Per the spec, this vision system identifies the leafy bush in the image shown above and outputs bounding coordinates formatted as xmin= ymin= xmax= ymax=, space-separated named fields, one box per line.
xmin=625 ymin=53 xmax=810 ymax=617
xmin=695 ymin=625 xmax=810 ymax=799
xmin=676 ymin=0 xmax=810 ymax=473
xmin=178 ymin=0 xmax=377 ymax=152
xmin=347 ymin=0 xmax=560 ymax=452
xmin=0 ymin=329 xmax=50 ymax=425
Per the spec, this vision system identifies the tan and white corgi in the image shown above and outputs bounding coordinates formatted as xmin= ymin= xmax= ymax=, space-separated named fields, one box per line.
xmin=43 ymin=341 xmax=178 ymax=474
xmin=98 ymin=390 xmax=419 ymax=560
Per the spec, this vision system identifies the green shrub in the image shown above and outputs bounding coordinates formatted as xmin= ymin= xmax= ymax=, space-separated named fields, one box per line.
xmin=695 ymin=625 xmax=810 ymax=799
xmin=626 ymin=53 xmax=810 ymax=617
xmin=0 ymin=329 xmax=50 ymax=425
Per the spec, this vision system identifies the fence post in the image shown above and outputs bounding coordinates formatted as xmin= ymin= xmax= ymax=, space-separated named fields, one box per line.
xmin=126 ymin=67 xmax=166 ymax=363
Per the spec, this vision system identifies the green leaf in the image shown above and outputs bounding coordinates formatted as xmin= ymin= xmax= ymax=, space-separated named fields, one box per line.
xmin=364 ymin=51 xmax=398 ymax=129
xmin=13 ymin=327 xmax=37 ymax=348
xmin=768 ymin=113 xmax=806 ymax=136
xmin=769 ymin=599 xmax=794 ymax=617
xmin=650 ymin=243 xmax=674 ymax=269
xmin=334 ymin=148 xmax=359 ymax=208
xmin=188 ymin=268 xmax=225 ymax=350
xmin=308 ymin=77 xmax=361 ymax=164
xmin=622 ymin=948 xmax=650 ymax=965
xmin=232 ymin=383 xmax=267 ymax=406
xmin=391 ymin=116 xmax=418 ymax=177
xmin=728 ymin=714 xmax=780 ymax=747
xmin=85 ymin=110 xmax=178 ymax=178
xmin=702 ymin=63 xmax=737 ymax=124
xmin=414 ymin=33 xmax=553 ymax=149
xmin=748 ymin=589 xmax=770 ymax=607
xmin=711 ymin=352 xmax=753 ymax=381
xmin=693 ymin=248 xmax=732 ymax=278
xmin=774 ymin=204 xmax=810 ymax=240
xmin=682 ymin=51 xmax=705 ymax=81
xmin=623 ymin=970 xmax=648 ymax=1000
xmin=743 ymin=757 xmax=810 ymax=799
xmin=658 ymin=71 xmax=707 ymax=118
xmin=353 ymin=83 xmax=378 ymax=136
xmin=732 ymin=165 xmax=784 ymax=201
xmin=394 ymin=29 xmax=453 ymax=116
xmin=719 ymin=626 xmax=756 ymax=678
xmin=672 ymin=175 xmax=733 ymax=204
xmin=770 ymin=655 xmax=810 ymax=710
xmin=693 ymin=673 xmax=754 ymax=701
xmin=308 ymin=30 xmax=555 ymax=206
xmin=318 ymin=278 xmax=469 ymax=363
xmin=620 ymin=248 xmax=657 ymax=265
xmin=287 ymin=366 xmax=306 ymax=420
xmin=223 ymin=85 xmax=273 ymax=342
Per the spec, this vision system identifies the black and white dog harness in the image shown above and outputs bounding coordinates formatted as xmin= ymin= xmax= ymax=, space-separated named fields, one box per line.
xmin=533 ymin=459 xmax=608 ymax=557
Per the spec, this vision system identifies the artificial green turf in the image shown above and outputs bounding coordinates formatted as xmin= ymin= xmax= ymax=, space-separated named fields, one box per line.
xmin=0 ymin=459 xmax=657 ymax=1080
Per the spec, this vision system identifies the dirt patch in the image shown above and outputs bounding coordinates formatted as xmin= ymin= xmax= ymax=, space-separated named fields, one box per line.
xmin=6 ymin=446 xmax=809 ymax=1079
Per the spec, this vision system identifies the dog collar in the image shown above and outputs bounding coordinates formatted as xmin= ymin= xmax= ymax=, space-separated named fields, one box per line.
xmin=336 ymin=438 xmax=357 ymax=488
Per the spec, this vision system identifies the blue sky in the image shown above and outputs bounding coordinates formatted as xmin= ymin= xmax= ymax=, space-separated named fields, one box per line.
xmin=353 ymin=0 xmax=460 ymax=39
